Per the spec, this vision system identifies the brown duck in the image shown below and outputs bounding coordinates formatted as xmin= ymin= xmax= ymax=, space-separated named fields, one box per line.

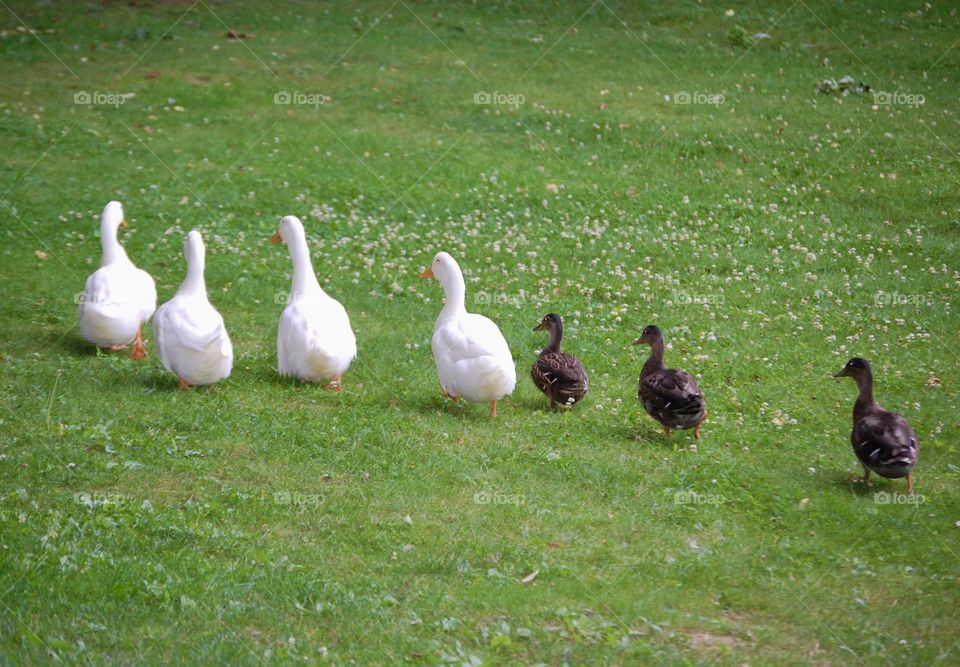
xmin=634 ymin=325 xmax=707 ymax=438
xmin=834 ymin=357 xmax=919 ymax=494
xmin=531 ymin=314 xmax=588 ymax=409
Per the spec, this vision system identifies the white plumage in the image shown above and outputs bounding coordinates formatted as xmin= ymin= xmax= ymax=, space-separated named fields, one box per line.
xmin=420 ymin=251 xmax=516 ymax=416
xmin=78 ymin=201 xmax=156 ymax=359
xmin=273 ymin=215 xmax=356 ymax=389
xmin=153 ymin=230 xmax=233 ymax=389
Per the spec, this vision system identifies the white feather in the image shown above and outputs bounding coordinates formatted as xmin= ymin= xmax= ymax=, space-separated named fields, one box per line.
xmin=78 ymin=201 xmax=156 ymax=348
xmin=425 ymin=252 xmax=515 ymax=403
xmin=153 ymin=231 xmax=232 ymax=386
xmin=274 ymin=216 xmax=357 ymax=383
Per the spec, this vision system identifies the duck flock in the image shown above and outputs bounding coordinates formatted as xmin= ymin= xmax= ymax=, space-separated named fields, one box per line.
xmin=77 ymin=201 xmax=920 ymax=494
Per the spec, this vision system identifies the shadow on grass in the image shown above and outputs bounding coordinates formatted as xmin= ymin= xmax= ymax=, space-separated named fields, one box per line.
xmin=513 ymin=394 xmax=561 ymax=414
xmin=829 ymin=470 xmax=909 ymax=498
xmin=408 ymin=393 xmax=505 ymax=422
xmin=624 ymin=420 xmax=700 ymax=447
xmin=61 ymin=334 xmax=95 ymax=358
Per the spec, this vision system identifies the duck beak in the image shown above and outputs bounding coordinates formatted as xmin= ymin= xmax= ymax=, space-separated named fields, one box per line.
xmin=418 ymin=267 xmax=434 ymax=279
xmin=120 ymin=219 xmax=128 ymax=228
xmin=269 ymin=231 xmax=282 ymax=244
xmin=632 ymin=338 xmax=645 ymax=346
xmin=533 ymin=322 xmax=545 ymax=332
xmin=832 ymin=369 xmax=846 ymax=378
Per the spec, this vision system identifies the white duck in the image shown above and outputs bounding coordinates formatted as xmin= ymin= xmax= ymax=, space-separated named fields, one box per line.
xmin=153 ymin=230 xmax=233 ymax=390
xmin=78 ymin=201 xmax=157 ymax=359
xmin=419 ymin=251 xmax=516 ymax=416
xmin=272 ymin=215 xmax=356 ymax=389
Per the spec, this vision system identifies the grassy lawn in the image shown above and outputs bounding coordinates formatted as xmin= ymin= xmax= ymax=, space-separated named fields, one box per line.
xmin=2 ymin=0 xmax=959 ymax=663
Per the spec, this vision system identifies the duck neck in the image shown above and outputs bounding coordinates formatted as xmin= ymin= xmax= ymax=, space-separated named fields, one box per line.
xmin=543 ymin=323 xmax=563 ymax=354
xmin=642 ymin=338 xmax=666 ymax=377
xmin=438 ymin=270 xmax=467 ymax=323
xmin=852 ymin=370 xmax=876 ymax=420
xmin=100 ymin=222 xmax=130 ymax=266
xmin=288 ymin=235 xmax=322 ymax=299
xmin=177 ymin=246 xmax=207 ymax=298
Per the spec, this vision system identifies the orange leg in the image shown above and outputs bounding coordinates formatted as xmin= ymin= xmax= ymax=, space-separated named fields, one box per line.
xmin=906 ymin=473 xmax=914 ymax=495
xmin=490 ymin=400 xmax=498 ymax=417
xmin=440 ymin=389 xmax=460 ymax=401
xmin=694 ymin=423 xmax=702 ymax=439
xmin=129 ymin=325 xmax=147 ymax=360
xmin=662 ymin=425 xmax=672 ymax=437
xmin=325 ymin=375 xmax=342 ymax=392
xmin=178 ymin=377 xmax=190 ymax=391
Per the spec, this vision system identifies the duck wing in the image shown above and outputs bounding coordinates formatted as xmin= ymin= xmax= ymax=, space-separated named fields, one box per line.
xmin=640 ymin=368 xmax=706 ymax=428
xmin=532 ymin=352 xmax=588 ymax=401
xmin=155 ymin=298 xmax=228 ymax=354
xmin=432 ymin=313 xmax=515 ymax=401
xmin=853 ymin=410 xmax=918 ymax=478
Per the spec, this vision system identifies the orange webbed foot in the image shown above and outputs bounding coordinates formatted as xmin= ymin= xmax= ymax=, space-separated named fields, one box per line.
xmin=129 ymin=326 xmax=147 ymax=361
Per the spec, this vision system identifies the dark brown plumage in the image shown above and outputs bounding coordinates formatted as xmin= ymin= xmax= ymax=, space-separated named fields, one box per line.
xmin=834 ymin=357 xmax=919 ymax=494
xmin=531 ymin=314 xmax=588 ymax=409
xmin=634 ymin=325 xmax=707 ymax=438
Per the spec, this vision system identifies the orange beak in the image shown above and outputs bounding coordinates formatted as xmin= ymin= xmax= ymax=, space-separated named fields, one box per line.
xmin=120 ymin=219 xmax=128 ymax=228
xmin=418 ymin=266 xmax=434 ymax=279
xmin=269 ymin=231 xmax=282 ymax=244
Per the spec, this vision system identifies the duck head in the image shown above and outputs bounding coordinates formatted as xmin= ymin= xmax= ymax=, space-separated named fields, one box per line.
xmin=185 ymin=229 xmax=205 ymax=264
xmin=98 ymin=201 xmax=130 ymax=264
xmin=534 ymin=313 xmax=562 ymax=333
xmin=632 ymin=324 xmax=663 ymax=346
xmin=833 ymin=357 xmax=872 ymax=380
xmin=418 ymin=251 xmax=461 ymax=283
xmin=270 ymin=215 xmax=305 ymax=245
xmin=176 ymin=229 xmax=207 ymax=295
xmin=101 ymin=200 xmax=127 ymax=229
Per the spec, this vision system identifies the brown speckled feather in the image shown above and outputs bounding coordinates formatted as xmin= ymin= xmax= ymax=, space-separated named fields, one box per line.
xmin=835 ymin=357 xmax=920 ymax=491
xmin=531 ymin=351 xmax=588 ymax=408
xmin=639 ymin=368 xmax=706 ymax=430
xmin=853 ymin=410 xmax=918 ymax=479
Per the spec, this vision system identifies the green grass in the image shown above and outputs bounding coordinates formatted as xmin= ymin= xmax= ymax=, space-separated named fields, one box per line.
xmin=1 ymin=0 xmax=958 ymax=663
